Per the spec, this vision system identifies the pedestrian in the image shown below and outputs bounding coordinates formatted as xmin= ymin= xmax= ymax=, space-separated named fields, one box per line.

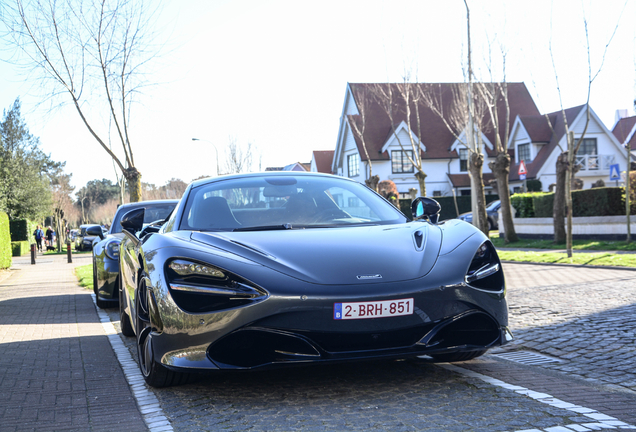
xmin=33 ymin=225 xmax=44 ymax=252
xmin=46 ymin=226 xmax=54 ymax=251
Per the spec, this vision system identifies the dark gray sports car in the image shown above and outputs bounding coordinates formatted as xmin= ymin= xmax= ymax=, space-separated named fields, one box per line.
xmin=118 ymin=172 xmax=511 ymax=387
xmin=90 ymin=200 xmax=178 ymax=308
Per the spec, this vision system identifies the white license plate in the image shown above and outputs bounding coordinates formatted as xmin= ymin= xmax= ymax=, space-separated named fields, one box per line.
xmin=334 ymin=298 xmax=414 ymax=320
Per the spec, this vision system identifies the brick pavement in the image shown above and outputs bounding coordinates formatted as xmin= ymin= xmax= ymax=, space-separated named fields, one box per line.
xmin=0 ymin=253 xmax=147 ymax=432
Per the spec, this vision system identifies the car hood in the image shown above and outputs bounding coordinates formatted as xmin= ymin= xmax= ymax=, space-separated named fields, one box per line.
xmin=189 ymin=223 xmax=442 ymax=285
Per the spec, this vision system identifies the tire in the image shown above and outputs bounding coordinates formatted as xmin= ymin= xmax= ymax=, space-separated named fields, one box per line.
xmin=119 ymin=274 xmax=135 ymax=337
xmin=93 ymin=259 xmax=108 ymax=309
xmin=430 ymin=350 xmax=487 ymax=362
xmin=136 ymin=276 xmax=190 ymax=387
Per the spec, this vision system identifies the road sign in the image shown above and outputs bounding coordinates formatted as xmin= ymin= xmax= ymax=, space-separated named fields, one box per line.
xmin=519 ymin=174 xmax=526 ymax=180
xmin=518 ymin=160 xmax=527 ymax=176
xmin=609 ymin=164 xmax=620 ymax=181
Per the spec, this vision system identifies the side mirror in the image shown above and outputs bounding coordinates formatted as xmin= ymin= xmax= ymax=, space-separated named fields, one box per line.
xmin=411 ymin=197 xmax=441 ymax=224
xmin=121 ymin=208 xmax=145 ymax=236
xmin=86 ymin=225 xmax=105 ymax=240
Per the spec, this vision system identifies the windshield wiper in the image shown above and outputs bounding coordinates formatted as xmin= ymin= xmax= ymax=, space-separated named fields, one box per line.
xmin=233 ymin=224 xmax=294 ymax=232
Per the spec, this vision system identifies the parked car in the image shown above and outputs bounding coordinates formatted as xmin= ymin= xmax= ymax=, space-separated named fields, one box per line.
xmin=75 ymin=224 xmax=106 ymax=251
xmin=118 ymin=172 xmax=510 ymax=387
xmin=457 ymin=200 xmax=501 ymax=231
xmin=90 ymin=200 xmax=178 ymax=309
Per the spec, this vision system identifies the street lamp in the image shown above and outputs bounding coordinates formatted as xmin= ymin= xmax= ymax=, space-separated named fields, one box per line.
xmin=192 ymin=138 xmax=219 ymax=177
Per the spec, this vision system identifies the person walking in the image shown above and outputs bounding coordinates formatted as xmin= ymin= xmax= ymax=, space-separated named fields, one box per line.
xmin=45 ymin=226 xmax=54 ymax=250
xmin=33 ymin=225 xmax=44 ymax=252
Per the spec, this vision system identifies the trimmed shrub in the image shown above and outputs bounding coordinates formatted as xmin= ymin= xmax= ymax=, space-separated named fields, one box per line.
xmin=11 ymin=241 xmax=31 ymax=257
xmin=0 ymin=212 xmax=11 ymax=269
xmin=571 ymin=187 xmax=624 ymax=217
xmin=512 ymin=187 xmax=631 ymax=218
xmin=9 ymin=219 xmax=38 ymax=242
xmin=533 ymin=193 xmax=554 ymax=217
xmin=510 ymin=193 xmax=537 ymax=218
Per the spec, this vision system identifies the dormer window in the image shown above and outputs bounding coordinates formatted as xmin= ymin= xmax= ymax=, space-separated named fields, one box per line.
xmin=391 ymin=150 xmax=414 ymax=174
xmin=518 ymin=143 xmax=531 ymax=163
xmin=459 ymin=148 xmax=468 ymax=172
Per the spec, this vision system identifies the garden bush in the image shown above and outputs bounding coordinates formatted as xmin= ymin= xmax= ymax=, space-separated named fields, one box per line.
xmin=9 ymin=218 xmax=37 ymax=242
xmin=512 ymin=187 xmax=631 ymax=218
xmin=11 ymin=241 xmax=30 ymax=257
xmin=510 ymin=193 xmax=537 ymax=218
xmin=0 ymin=212 xmax=11 ymax=269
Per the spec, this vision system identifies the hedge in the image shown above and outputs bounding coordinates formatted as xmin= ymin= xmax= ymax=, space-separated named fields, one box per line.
xmin=0 ymin=212 xmax=12 ymax=269
xmin=399 ymin=195 xmax=499 ymax=220
xmin=511 ymin=187 xmax=632 ymax=218
xmin=9 ymin=218 xmax=38 ymax=242
xmin=11 ymin=241 xmax=31 ymax=257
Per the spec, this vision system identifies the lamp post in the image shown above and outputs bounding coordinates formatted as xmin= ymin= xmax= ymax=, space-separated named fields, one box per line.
xmin=192 ymin=138 xmax=219 ymax=177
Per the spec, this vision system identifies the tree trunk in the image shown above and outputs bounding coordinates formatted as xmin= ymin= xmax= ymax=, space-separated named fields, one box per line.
xmin=489 ymin=152 xmax=518 ymax=243
xmin=124 ymin=167 xmax=142 ymax=203
xmin=365 ymin=175 xmax=380 ymax=192
xmin=553 ymin=152 xmax=568 ymax=244
xmin=468 ymin=152 xmax=489 ymax=234
xmin=415 ymin=171 xmax=427 ymax=197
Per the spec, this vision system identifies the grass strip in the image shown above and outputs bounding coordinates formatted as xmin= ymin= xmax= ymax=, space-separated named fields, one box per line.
xmin=490 ymin=235 xmax=636 ymax=252
xmin=497 ymin=250 xmax=636 ymax=268
xmin=74 ymin=264 xmax=93 ymax=290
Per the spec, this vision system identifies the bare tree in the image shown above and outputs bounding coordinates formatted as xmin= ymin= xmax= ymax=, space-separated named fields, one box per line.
xmin=223 ymin=136 xmax=259 ymax=175
xmin=547 ymin=7 xmax=624 ymax=256
xmin=477 ymin=78 xmax=518 ymax=242
xmin=348 ymin=85 xmax=379 ymax=191
xmin=50 ymin=173 xmax=74 ymax=250
xmin=0 ymin=0 xmax=164 ymax=202
xmin=370 ymin=82 xmax=428 ymax=197
xmin=420 ymin=82 xmax=489 ymax=234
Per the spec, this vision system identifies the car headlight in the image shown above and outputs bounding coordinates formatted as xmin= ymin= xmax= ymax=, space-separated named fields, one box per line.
xmin=465 ymin=241 xmax=505 ymax=292
xmin=165 ymin=259 xmax=268 ymax=313
xmin=105 ymin=239 xmax=121 ymax=259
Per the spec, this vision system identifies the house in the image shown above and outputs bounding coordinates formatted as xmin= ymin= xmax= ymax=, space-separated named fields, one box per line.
xmin=327 ymin=82 xmax=540 ymax=197
xmin=507 ymin=106 xmax=630 ymax=192
xmin=612 ymin=114 xmax=636 ymax=165
xmin=310 ymin=150 xmax=334 ymax=174
xmin=265 ymin=162 xmax=310 ymax=172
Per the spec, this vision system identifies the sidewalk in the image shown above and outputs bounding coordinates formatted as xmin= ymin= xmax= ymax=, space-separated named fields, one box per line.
xmin=0 ymin=253 xmax=147 ymax=432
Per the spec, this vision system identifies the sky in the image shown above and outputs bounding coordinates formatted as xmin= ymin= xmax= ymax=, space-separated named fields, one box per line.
xmin=1 ymin=0 xmax=635 ymax=195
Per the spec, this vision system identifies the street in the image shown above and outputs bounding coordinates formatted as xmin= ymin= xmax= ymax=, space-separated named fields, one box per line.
xmin=2 ymin=256 xmax=635 ymax=431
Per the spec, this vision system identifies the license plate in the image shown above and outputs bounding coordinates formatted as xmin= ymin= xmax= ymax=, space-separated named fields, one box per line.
xmin=334 ymin=298 xmax=414 ymax=320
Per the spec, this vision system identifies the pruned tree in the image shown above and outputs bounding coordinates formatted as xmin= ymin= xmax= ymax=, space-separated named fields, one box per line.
xmin=547 ymin=6 xmax=624 ymax=255
xmin=348 ymin=85 xmax=379 ymax=191
xmin=50 ymin=173 xmax=74 ymax=250
xmin=0 ymin=0 xmax=164 ymax=202
xmin=370 ymin=82 xmax=428 ymax=197
xmin=477 ymin=77 xmax=518 ymax=242
xmin=420 ymin=82 xmax=489 ymax=234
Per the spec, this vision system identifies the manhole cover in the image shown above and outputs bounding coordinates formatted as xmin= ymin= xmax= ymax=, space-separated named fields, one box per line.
xmin=491 ymin=351 xmax=563 ymax=365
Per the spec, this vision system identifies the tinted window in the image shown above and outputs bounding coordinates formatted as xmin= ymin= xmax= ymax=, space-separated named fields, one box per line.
xmin=180 ymin=176 xmax=407 ymax=231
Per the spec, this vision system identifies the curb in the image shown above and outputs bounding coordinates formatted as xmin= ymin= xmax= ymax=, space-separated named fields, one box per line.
xmin=501 ymin=260 xmax=636 ymax=272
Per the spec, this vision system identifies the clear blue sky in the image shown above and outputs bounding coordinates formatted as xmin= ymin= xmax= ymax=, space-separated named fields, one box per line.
xmin=1 ymin=0 xmax=634 ymax=192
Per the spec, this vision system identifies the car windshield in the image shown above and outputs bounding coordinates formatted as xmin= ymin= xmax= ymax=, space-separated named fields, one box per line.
xmin=486 ymin=200 xmax=500 ymax=211
xmin=180 ymin=175 xmax=407 ymax=231
xmin=111 ymin=204 xmax=176 ymax=234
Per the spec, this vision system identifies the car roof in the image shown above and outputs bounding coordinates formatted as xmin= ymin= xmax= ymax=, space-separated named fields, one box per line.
xmin=190 ymin=171 xmax=349 ymax=190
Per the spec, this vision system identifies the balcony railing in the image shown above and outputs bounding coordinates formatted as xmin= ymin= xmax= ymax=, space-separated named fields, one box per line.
xmin=574 ymin=154 xmax=615 ymax=171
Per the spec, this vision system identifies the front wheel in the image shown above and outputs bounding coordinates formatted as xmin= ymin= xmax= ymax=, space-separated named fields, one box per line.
xmin=136 ymin=278 xmax=190 ymax=387
xmin=429 ymin=350 xmax=487 ymax=362
xmin=119 ymin=274 xmax=134 ymax=337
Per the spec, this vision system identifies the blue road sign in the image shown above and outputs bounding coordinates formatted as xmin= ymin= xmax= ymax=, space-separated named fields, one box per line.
xmin=519 ymin=174 xmax=526 ymax=180
xmin=609 ymin=164 xmax=620 ymax=181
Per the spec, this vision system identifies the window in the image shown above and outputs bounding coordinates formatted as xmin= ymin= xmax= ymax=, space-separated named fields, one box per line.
xmin=433 ymin=191 xmax=441 ymax=197
xmin=576 ymin=138 xmax=597 ymax=155
xmin=459 ymin=148 xmax=468 ymax=172
xmin=347 ymin=154 xmax=359 ymax=177
xmin=391 ymin=150 xmax=414 ymax=174
xmin=517 ymin=143 xmax=530 ymax=163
